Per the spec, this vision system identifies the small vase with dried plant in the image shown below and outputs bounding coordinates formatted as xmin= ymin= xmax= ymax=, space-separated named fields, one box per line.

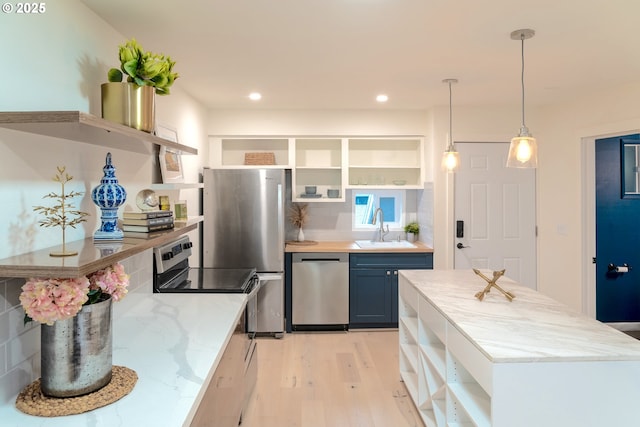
xmin=288 ymin=203 xmax=308 ymax=242
xmin=33 ymin=166 xmax=90 ymax=257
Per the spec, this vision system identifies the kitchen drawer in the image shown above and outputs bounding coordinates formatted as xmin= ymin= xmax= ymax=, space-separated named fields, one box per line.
xmin=350 ymin=252 xmax=433 ymax=269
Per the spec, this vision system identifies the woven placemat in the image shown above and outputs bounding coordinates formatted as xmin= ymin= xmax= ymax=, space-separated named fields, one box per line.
xmin=15 ymin=365 xmax=137 ymax=417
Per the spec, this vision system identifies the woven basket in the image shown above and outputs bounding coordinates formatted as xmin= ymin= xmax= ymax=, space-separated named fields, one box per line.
xmin=244 ymin=152 xmax=276 ymax=165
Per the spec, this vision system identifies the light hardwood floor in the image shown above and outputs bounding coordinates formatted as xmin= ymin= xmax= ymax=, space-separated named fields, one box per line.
xmin=241 ymin=330 xmax=424 ymax=427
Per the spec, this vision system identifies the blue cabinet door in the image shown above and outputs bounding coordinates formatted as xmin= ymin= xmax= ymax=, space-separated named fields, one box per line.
xmin=349 ymin=268 xmax=393 ymax=326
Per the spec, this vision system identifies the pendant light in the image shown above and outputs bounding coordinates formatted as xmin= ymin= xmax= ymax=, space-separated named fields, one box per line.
xmin=506 ymin=28 xmax=538 ymax=168
xmin=441 ymin=78 xmax=459 ymax=172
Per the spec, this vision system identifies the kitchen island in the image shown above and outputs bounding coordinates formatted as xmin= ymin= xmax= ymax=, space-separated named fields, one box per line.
xmin=399 ymin=269 xmax=640 ymax=427
xmin=0 ymin=292 xmax=246 ymax=427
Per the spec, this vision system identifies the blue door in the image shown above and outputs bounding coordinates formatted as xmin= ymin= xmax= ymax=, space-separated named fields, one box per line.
xmin=596 ymin=133 xmax=640 ymax=322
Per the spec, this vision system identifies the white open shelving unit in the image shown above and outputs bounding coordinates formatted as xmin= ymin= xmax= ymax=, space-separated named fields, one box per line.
xmin=0 ymin=110 xmax=201 ymax=278
xmin=209 ymin=135 xmax=425 ymax=202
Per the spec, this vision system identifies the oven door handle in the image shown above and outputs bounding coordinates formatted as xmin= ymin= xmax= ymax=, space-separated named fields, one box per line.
xmin=257 ymin=272 xmax=282 ymax=282
xmin=246 ymin=274 xmax=264 ymax=300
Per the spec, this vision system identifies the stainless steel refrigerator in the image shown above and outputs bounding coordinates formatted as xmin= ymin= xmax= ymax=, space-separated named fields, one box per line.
xmin=203 ymin=168 xmax=285 ymax=337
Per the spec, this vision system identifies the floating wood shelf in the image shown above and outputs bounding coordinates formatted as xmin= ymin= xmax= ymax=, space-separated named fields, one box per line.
xmin=0 ymin=217 xmax=202 ymax=279
xmin=0 ymin=111 xmax=198 ymax=155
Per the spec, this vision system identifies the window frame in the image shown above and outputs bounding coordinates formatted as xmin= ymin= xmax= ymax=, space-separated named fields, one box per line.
xmin=351 ymin=189 xmax=405 ymax=231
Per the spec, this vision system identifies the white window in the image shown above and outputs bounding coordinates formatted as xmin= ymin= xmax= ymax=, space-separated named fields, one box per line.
xmin=352 ymin=190 xmax=405 ymax=230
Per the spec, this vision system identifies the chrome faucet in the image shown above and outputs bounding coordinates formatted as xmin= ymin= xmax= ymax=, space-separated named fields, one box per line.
xmin=372 ymin=208 xmax=389 ymax=241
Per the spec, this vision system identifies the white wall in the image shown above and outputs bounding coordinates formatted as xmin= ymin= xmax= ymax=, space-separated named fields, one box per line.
xmin=0 ymin=2 xmax=209 ymax=402
xmin=537 ymin=81 xmax=640 ymax=311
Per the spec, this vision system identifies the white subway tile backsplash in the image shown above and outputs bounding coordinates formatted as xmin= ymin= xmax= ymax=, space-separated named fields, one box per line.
xmin=5 ymin=278 xmax=24 ymax=308
xmin=0 ymin=360 xmax=35 ymax=404
xmin=0 ymin=280 xmax=6 ymax=312
xmin=0 ymin=311 xmax=8 ymax=345
xmin=7 ymin=322 xmax=39 ymax=371
xmin=0 ymin=343 xmax=6 ymax=376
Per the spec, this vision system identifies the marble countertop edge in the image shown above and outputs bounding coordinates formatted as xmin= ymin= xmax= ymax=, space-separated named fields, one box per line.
xmin=402 ymin=269 xmax=640 ymax=363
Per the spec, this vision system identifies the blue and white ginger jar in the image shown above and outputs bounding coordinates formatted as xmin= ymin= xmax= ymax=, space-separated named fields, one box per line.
xmin=92 ymin=152 xmax=126 ymax=240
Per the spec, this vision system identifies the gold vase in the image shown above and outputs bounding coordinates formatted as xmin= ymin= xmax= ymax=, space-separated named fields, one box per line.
xmin=101 ymin=82 xmax=155 ymax=133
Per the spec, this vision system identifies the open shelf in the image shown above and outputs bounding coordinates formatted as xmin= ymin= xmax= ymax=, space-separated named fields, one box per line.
xmin=150 ymin=182 xmax=204 ymax=190
xmin=0 ymin=111 xmax=198 ymax=155
xmin=0 ymin=217 xmax=202 ymax=279
xmin=447 ymin=383 xmax=491 ymax=427
xmin=220 ymin=137 xmax=290 ymax=167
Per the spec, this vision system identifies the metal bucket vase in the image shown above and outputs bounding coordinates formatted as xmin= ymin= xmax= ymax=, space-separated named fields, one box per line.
xmin=40 ymin=295 xmax=113 ymax=397
xmin=101 ymin=82 xmax=155 ymax=133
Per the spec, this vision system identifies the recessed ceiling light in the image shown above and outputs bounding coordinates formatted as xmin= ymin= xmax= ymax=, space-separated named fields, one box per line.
xmin=376 ymin=94 xmax=388 ymax=103
xmin=249 ymin=92 xmax=262 ymax=101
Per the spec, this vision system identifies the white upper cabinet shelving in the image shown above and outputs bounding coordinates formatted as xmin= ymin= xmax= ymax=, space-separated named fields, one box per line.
xmin=210 ymin=137 xmax=293 ymax=168
xmin=292 ymin=138 xmax=346 ymax=202
xmin=347 ymin=137 xmax=423 ymax=189
xmin=211 ymin=135 xmax=425 ymax=201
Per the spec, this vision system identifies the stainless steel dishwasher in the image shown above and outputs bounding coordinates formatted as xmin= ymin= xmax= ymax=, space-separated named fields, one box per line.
xmin=292 ymin=252 xmax=349 ymax=330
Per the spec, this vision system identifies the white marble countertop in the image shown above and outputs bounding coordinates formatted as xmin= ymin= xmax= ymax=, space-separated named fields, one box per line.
xmin=0 ymin=292 xmax=247 ymax=427
xmin=401 ymin=269 xmax=640 ymax=363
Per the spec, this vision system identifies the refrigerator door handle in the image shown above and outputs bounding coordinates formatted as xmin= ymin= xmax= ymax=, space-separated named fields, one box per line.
xmin=277 ymin=183 xmax=285 ymax=253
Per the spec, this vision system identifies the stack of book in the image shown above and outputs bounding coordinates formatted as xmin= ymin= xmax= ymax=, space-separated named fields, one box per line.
xmin=122 ymin=210 xmax=174 ymax=235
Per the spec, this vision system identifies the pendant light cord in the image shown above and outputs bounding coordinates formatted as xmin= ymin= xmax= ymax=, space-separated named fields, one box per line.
xmin=520 ymin=34 xmax=526 ymax=128
xmin=448 ymin=80 xmax=453 ymax=147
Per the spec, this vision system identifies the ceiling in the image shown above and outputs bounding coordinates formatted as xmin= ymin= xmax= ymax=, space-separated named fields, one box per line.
xmin=81 ymin=0 xmax=640 ymax=111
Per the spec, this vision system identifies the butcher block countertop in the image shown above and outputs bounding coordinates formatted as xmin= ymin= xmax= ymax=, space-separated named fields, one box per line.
xmin=285 ymin=240 xmax=433 ymax=253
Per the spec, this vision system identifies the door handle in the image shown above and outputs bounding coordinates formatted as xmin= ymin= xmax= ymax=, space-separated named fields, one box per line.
xmin=608 ymin=263 xmax=631 ymax=273
xmin=456 ymin=242 xmax=470 ymax=249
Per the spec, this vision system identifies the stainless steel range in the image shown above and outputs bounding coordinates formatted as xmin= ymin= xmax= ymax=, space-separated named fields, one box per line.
xmin=153 ymin=235 xmax=259 ymax=294
xmin=152 ymin=235 xmax=259 ymax=426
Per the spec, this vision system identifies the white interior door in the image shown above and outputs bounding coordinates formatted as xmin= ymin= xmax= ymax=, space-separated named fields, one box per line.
xmin=454 ymin=142 xmax=537 ymax=289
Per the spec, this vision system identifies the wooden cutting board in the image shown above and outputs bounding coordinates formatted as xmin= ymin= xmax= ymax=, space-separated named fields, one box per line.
xmin=285 ymin=240 xmax=318 ymax=246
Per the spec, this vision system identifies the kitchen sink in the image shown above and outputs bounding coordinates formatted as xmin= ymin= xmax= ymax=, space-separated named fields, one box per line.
xmin=355 ymin=240 xmax=417 ymax=249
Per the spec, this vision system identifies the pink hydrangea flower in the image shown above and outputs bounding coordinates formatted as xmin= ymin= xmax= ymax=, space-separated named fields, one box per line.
xmin=88 ymin=262 xmax=130 ymax=302
xmin=19 ymin=263 xmax=129 ymax=325
xmin=20 ymin=277 xmax=90 ymax=325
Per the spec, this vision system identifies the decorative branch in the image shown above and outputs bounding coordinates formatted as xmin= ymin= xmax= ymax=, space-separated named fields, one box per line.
xmin=33 ymin=166 xmax=89 ymax=256
xmin=288 ymin=203 xmax=309 ymax=229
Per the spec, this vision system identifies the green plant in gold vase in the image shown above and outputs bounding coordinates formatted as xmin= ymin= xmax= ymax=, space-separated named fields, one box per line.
xmin=102 ymin=38 xmax=179 ymax=132
xmin=107 ymin=38 xmax=178 ymax=95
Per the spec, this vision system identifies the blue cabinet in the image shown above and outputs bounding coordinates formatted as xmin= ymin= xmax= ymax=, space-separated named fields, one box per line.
xmin=349 ymin=253 xmax=433 ymax=328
